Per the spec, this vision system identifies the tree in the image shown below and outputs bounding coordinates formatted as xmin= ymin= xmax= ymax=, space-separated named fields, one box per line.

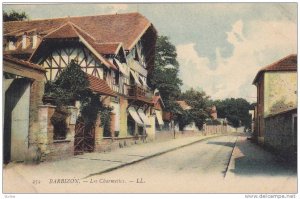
xmin=148 ymin=36 xmax=182 ymax=111
xmin=179 ymin=88 xmax=211 ymax=130
xmin=3 ymin=10 xmax=28 ymax=22
xmin=214 ymin=98 xmax=252 ymax=128
xmin=45 ymin=60 xmax=113 ymax=134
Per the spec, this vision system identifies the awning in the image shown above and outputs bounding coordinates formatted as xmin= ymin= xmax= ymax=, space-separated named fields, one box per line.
xmin=137 ymin=109 xmax=151 ymax=127
xmin=114 ymin=58 xmax=128 ymax=76
xmin=132 ymin=60 xmax=147 ymax=77
xmin=130 ymin=69 xmax=142 ymax=86
xmin=128 ymin=107 xmax=143 ymax=126
xmin=155 ymin=110 xmax=164 ymax=126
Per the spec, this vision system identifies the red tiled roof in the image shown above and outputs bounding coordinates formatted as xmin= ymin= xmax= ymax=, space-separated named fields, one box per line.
xmin=3 ymin=54 xmax=46 ymax=72
xmin=92 ymin=43 xmax=121 ymax=55
xmin=152 ymin=95 xmax=165 ymax=109
xmin=4 ymin=12 xmax=152 ymax=50
xmin=176 ymin=101 xmax=192 ymax=110
xmin=152 ymin=96 xmax=160 ymax=104
xmin=44 ymin=22 xmax=79 ymax=39
xmin=86 ymin=73 xmax=116 ymax=97
xmin=253 ymin=54 xmax=297 ymax=84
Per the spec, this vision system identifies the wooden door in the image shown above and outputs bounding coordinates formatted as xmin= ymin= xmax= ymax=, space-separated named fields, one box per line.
xmin=74 ymin=118 xmax=95 ymax=155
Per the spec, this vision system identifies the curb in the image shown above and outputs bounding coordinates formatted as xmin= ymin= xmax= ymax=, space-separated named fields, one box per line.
xmin=83 ymin=134 xmax=229 ymax=179
xmin=224 ymin=135 xmax=240 ymax=178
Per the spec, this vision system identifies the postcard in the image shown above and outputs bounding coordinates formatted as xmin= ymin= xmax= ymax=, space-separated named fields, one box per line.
xmin=2 ymin=2 xmax=297 ymax=196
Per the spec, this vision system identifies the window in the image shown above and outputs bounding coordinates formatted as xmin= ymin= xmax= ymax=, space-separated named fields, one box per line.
xmin=103 ymin=68 xmax=108 ymax=80
xmin=51 ymin=108 xmax=69 ymax=140
xmin=111 ymin=71 xmax=119 ymax=85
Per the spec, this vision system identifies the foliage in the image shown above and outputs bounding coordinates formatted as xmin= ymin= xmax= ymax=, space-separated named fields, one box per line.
xmin=148 ymin=35 xmax=182 ymax=112
xmin=177 ymin=88 xmax=211 ymax=130
xmin=213 ymin=98 xmax=252 ymax=128
xmin=3 ymin=10 xmax=28 ymax=22
xmin=45 ymin=60 xmax=113 ymax=133
xmin=50 ymin=106 xmax=69 ymax=140
xmin=45 ymin=60 xmax=89 ymax=106
xmin=177 ymin=110 xmax=193 ymax=131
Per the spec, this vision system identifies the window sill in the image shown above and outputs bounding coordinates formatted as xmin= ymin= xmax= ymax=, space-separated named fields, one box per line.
xmin=53 ymin=139 xmax=71 ymax=143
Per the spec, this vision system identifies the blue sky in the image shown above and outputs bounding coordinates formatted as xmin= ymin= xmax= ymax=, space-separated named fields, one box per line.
xmin=3 ymin=3 xmax=297 ymax=102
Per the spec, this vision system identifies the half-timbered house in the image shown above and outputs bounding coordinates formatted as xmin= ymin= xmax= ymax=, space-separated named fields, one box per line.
xmin=4 ymin=12 xmax=157 ymax=161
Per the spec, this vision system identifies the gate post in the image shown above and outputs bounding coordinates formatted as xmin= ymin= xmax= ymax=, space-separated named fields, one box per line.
xmin=38 ymin=104 xmax=56 ymax=161
xmin=110 ymin=112 xmax=116 ymax=138
xmin=66 ymin=106 xmax=78 ymax=141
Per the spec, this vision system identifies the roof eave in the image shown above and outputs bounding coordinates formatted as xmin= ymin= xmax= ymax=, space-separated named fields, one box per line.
xmin=127 ymin=22 xmax=152 ymax=51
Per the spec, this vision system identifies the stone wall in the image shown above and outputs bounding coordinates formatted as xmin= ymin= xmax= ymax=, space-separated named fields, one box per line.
xmin=38 ymin=105 xmax=78 ymax=161
xmin=264 ymin=109 xmax=297 ymax=160
xmin=94 ymin=136 xmax=148 ymax=152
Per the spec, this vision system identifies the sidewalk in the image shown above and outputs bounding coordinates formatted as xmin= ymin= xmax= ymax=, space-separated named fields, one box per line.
xmin=225 ymin=135 xmax=297 ymax=193
xmin=3 ymin=133 xmax=225 ymax=193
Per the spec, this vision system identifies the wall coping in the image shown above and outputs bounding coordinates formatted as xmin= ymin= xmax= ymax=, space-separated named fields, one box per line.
xmin=39 ymin=104 xmax=56 ymax=108
xmin=265 ymin=107 xmax=297 ymax=119
xmin=53 ymin=139 xmax=72 ymax=143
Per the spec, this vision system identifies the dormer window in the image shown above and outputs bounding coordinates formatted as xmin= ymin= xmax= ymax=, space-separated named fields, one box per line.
xmin=8 ymin=41 xmax=16 ymax=50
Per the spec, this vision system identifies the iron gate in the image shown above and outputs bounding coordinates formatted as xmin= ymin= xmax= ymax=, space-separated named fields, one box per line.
xmin=74 ymin=118 xmax=95 ymax=155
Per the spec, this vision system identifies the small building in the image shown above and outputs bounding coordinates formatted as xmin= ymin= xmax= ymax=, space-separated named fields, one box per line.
xmin=210 ymin=105 xmax=218 ymax=120
xmin=175 ymin=101 xmax=198 ymax=131
xmin=151 ymin=90 xmax=165 ymax=131
xmin=252 ymin=54 xmax=297 ymax=155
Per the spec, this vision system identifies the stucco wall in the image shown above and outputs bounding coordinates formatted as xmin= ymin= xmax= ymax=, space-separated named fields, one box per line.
xmin=264 ymin=72 xmax=297 ymax=117
xmin=119 ymin=96 xmax=128 ymax=137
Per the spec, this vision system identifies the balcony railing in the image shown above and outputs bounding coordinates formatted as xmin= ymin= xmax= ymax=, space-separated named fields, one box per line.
xmin=127 ymin=85 xmax=153 ymax=102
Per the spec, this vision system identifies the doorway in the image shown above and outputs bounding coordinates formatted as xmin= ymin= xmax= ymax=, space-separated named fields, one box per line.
xmin=4 ymin=78 xmax=31 ymax=164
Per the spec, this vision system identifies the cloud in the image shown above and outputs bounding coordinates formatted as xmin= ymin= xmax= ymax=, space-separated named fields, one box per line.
xmin=3 ymin=4 xmax=129 ymax=19
xmin=177 ymin=19 xmax=296 ymax=102
xmin=95 ymin=4 xmax=129 ymax=14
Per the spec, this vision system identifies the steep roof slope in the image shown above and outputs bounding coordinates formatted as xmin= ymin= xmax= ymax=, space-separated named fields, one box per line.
xmin=253 ymin=54 xmax=297 ymax=84
xmin=4 ymin=12 xmax=152 ymax=50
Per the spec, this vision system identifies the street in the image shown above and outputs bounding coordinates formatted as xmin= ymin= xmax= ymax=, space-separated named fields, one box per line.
xmin=3 ymin=134 xmax=297 ymax=193
xmin=83 ymin=135 xmax=297 ymax=193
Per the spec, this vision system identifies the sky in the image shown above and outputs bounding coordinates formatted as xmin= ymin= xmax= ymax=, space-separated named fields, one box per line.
xmin=3 ymin=3 xmax=297 ymax=102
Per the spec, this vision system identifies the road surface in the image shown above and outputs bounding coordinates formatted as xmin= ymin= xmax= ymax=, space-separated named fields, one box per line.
xmin=82 ymin=135 xmax=239 ymax=193
xmin=4 ymin=134 xmax=296 ymax=193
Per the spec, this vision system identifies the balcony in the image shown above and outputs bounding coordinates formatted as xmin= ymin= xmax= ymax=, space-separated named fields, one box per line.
xmin=127 ymin=85 xmax=153 ymax=104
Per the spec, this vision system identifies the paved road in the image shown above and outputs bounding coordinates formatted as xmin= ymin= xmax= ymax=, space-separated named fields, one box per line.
xmin=4 ymin=134 xmax=296 ymax=193
xmin=81 ymin=135 xmax=239 ymax=193
xmin=81 ymin=135 xmax=296 ymax=193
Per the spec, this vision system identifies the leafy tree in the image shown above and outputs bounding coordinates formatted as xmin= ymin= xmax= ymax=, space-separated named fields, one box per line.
xmin=3 ymin=10 xmax=28 ymax=22
xmin=45 ymin=60 xmax=89 ymax=106
xmin=45 ymin=60 xmax=113 ymax=134
xmin=148 ymin=36 xmax=182 ymax=111
xmin=177 ymin=110 xmax=193 ymax=131
xmin=178 ymin=88 xmax=211 ymax=130
xmin=214 ymin=98 xmax=252 ymax=128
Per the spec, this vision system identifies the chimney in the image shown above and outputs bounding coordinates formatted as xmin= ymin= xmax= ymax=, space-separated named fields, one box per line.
xmin=22 ymin=33 xmax=28 ymax=49
xmin=32 ymin=33 xmax=38 ymax=49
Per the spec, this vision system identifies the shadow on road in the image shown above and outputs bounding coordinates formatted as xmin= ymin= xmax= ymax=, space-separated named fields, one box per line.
xmin=230 ymin=136 xmax=297 ymax=177
xmin=207 ymin=141 xmax=235 ymax=148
